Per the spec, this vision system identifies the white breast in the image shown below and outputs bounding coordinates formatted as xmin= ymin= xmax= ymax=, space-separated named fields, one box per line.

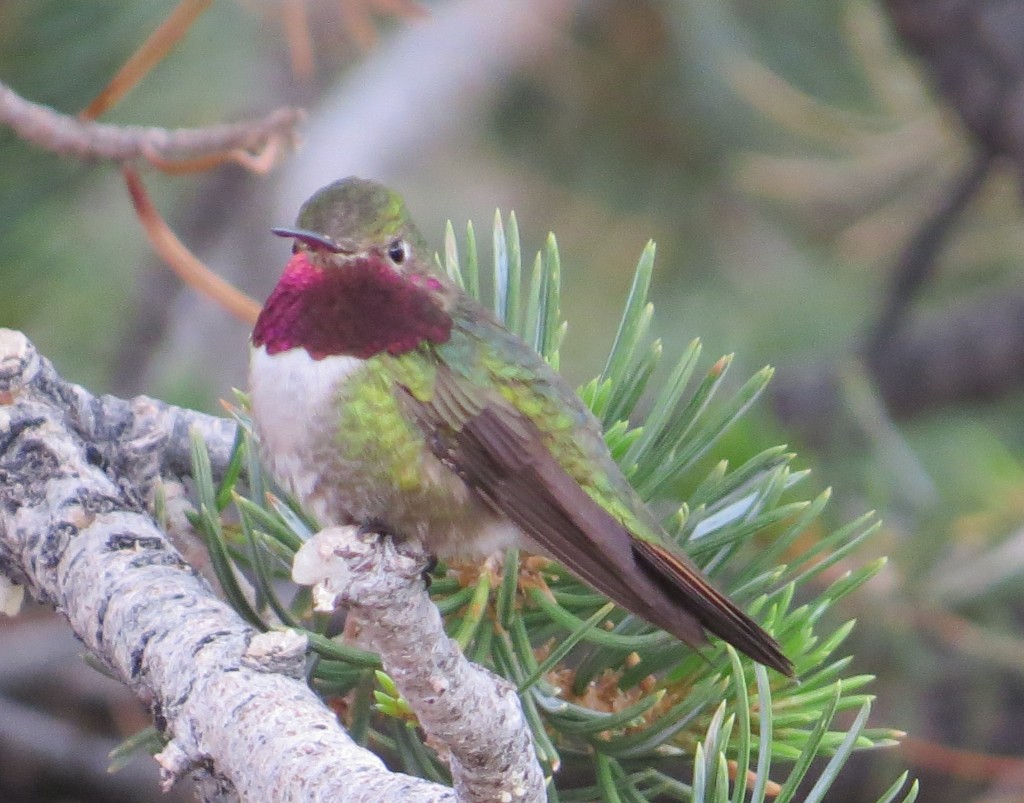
xmin=248 ymin=345 xmax=364 ymax=503
xmin=249 ymin=343 xmax=524 ymax=556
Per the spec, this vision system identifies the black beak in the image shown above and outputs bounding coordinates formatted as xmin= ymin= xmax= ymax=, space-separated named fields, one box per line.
xmin=271 ymin=227 xmax=352 ymax=254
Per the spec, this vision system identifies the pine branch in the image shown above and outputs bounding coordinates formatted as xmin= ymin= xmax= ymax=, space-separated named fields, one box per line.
xmin=222 ymin=213 xmax=910 ymax=802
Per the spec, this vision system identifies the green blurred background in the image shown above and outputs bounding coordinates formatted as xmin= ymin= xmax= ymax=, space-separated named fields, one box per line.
xmin=4 ymin=0 xmax=1024 ymax=800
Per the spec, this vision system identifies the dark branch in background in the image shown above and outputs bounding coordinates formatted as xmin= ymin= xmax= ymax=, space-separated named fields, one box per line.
xmin=774 ymin=152 xmax=1003 ymax=441
xmin=869 ymin=289 xmax=1024 ymax=416
xmin=884 ymin=0 xmax=1024 ymax=177
xmin=773 ymin=287 xmax=1024 ymax=442
xmin=862 ymin=151 xmax=993 ymax=364
xmin=773 ymin=1 xmax=1024 ymax=440
xmin=870 ymin=0 xmax=1024 ymax=391
xmin=0 ymin=78 xmax=303 ymax=168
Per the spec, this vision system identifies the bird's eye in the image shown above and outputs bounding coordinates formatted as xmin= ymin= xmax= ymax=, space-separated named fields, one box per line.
xmin=387 ymin=239 xmax=408 ymax=264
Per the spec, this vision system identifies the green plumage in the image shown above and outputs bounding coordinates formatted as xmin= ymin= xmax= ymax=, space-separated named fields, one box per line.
xmin=440 ymin=298 xmax=660 ymax=540
xmin=329 ymin=295 xmax=659 ymax=544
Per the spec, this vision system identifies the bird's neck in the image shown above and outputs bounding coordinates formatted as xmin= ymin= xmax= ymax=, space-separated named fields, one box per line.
xmin=251 ymin=252 xmax=453 ymax=360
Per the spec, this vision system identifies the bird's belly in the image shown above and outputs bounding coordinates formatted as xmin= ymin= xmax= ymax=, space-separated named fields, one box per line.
xmin=249 ymin=345 xmax=361 ymax=510
xmin=249 ymin=345 xmax=519 ymax=557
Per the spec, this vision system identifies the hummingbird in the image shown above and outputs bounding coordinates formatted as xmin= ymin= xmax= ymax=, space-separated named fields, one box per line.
xmin=249 ymin=177 xmax=793 ymax=676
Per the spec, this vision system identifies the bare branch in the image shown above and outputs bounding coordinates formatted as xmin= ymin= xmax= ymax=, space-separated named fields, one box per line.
xmin=0 ymin=78 xmax=303 ymax=169
xmin=0 ymin=329 xmax=455 ymax=801
xmin=294 ymin=528 xmax=546 ymax=802
xmin=337 ymin=0 xmax=431 ymax=50
xmin=282 ymin=0 xmax=316 ymax=79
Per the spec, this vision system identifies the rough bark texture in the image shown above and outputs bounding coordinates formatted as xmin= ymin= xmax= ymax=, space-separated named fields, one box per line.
xmin=294 ymin=529 xmax=546 ymax=802
xmin=0 ymin=328 xmax=544 ymax=801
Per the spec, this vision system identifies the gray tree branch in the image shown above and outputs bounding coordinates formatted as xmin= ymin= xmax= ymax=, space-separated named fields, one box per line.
xmin=294 ymin=529 xmax=545 ymax=802
xmin=0 ymin=79 xmax=303 ymax=166
xmin=0 ymin=328 xmax=540 ymax=801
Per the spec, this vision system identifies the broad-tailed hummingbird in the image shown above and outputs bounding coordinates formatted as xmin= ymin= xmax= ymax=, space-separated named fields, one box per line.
xmin=249 ymin=177 xmax=792 ymax=676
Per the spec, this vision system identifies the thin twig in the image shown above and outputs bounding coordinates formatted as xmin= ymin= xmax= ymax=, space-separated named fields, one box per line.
xmin=283 ymin=0 xmax=316 ymax=79
xmin=122 ymin=165 xmax=262 ymax=325
xmin=900 ymin=735 xmax=1024 ymax=784
xmin=0 ymin=78 xmax=303 ymax=169
xmin=337 ymin=0 xmax=430 ymax=49
xmin=140 ymin=132 xmax=284 ymax=175
xmin=80 ymin=0 xmax=214 ymax=120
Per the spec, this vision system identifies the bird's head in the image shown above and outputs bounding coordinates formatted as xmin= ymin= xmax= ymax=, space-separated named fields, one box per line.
xmin=253 ymin=177 xmax=453 ymax=360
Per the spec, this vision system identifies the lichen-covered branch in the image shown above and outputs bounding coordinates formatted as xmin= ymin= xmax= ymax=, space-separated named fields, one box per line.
xmin=294 ymin=528 xmax=546 ymax=802
xmin=0 ymin=328 xmax=543 ymax=800
xmin=0 ymin=329 xmax=457 ymax=801
xmin=0 ymin=329 xmax=237 ymax=484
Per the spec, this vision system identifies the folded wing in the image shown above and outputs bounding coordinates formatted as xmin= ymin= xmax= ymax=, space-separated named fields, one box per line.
xmin=399 ymin=366 xmax=793 ymax=676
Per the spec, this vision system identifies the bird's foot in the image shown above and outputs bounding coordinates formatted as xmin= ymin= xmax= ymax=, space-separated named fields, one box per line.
xmin=421 ymin=554 xmax=439 ymax=589
xmin=355 ymin=520 xmax=436 ymax=588
xmin=356 ymin=518 xmax=393 ymax=540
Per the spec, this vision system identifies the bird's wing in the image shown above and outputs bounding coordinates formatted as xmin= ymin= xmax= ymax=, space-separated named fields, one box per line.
xmin=629 ymin=537 xmax=793 ymax=674
xmin=397 ymin=352 xmax=792 ymax=675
